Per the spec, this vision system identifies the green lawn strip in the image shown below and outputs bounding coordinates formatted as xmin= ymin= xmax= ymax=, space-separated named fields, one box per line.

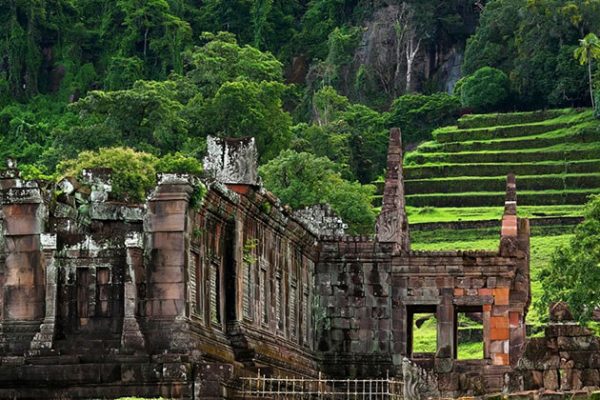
xmin=527 ymin=234 xmax=574 ymax=329
xmin=432 ymin=122 xmax=573 ymax=143
xmin=432 ymin=110 xmax=593 ymax=143
xmin=404 ymin=159 xmax=600 ymax=179
xmin=412 ymin=308 xmax=485 ymax=359
xmin=405 ymin=173 xmax=600 ymax=195
xmin=406 ymin=147 xmax=600 ymax=165
xmin=457 ymin=341 xmax=484 ymax=360
xmin=411 ymin=314 xmax=438 ymax=353
xmin=457 ymin=109 xmax=576 ymax=129
xmin=406 ymin=205 xmax=583 ymax=224
xmin=405 ymin=188 xmax=600 ymax=207
xmin=419 ymin=122 xmax=598 ymax=154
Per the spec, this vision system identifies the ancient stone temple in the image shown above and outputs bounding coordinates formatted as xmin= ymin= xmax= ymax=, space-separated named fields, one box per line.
xmin=0 ymin=130 xmax=545 ymax=399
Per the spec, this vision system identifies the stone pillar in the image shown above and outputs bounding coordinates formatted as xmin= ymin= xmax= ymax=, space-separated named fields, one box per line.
xmin=121 ymin=232 xmax=146 ymax=353
xmin=436 ymin=288 xmax=454 ymax=370
xmin=498 ymin=173 xmax=531 ymax=365
xmin=203 ymin=136 xmax=259 ymax=186
xmin=376 ymin=128 xmax=410 ymax=253
xmin=234 ymin=211 xmax=245 ymax=323
xmin=0 ymin=160 xmax=46 ymax=354
xmin=145 ymin=173 xmax=193 ymax=353
xmin=30 ymin=234 xmax=58 ymax=352
xmin=500 ymin=173 xmax=518 ymax=256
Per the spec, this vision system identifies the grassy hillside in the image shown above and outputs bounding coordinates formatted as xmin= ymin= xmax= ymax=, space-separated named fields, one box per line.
xmin=403 ymin=109 xmax=593 ymax=352
xmin=374 ymin=109 xmax=597 ymax=220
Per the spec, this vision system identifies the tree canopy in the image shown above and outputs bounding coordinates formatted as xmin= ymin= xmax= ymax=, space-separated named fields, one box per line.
xmin=538 ymin=195 xmax=600 ymax=323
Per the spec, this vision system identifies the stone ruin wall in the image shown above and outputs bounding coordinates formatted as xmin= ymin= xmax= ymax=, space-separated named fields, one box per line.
xmin=315 ymin=210 xmax=531 ymax=397
xmin=0 ymin=157 xmax=319 ymax=398
xmin=314 ymin=128 xmax=532 ymax=396
xmin=505 ymin=304 xmax=600 ymax=395
xmin=0 ymin=132 xmax=598 ymax=399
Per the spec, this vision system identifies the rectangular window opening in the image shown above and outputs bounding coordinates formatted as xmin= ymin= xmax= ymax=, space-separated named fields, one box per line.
xmin=455 ymin=306 xmax=484 ymax=360
xmin=407 ymin=305 xmax=437 ymax=358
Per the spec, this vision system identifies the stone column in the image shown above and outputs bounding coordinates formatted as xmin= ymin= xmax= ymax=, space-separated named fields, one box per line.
xmin=145 ymin=173 xmax=193 ymax=353
xmin=121 ymin=232 xmax=146 ymax=353
xmin=498 ymin=173 xmax=531 ymax=365
xmin=30 ymin=234 xmax=58 ymax=352
xmin=436 ymin=288 xmax=454 ymax=369
xmin=234 ymin=211 xmax=245 ymax=323
xmin=376 ymin=128 xmax=410 ymax=253
xmin=0 ymin=161 xmax=46 ymax=354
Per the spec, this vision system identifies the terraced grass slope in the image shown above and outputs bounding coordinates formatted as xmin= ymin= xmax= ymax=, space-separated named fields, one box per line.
xmin=377 ymin=109 xmax=599 ymax=222
xmin=402 ymin=109 xmax=594 ymax=337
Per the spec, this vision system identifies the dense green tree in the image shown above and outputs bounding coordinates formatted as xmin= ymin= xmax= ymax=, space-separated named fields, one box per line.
xmin=460 ymin=67 xmax=510 ymax=112
xmin=196 ymin=79 xmax=292 ymax=161
xmin=295 ymin=0 xmax=358 ymax=60
xmin=116 ymin=0 xmax=192 ymax=77
xmin=464 ymin=0 xmax=600 ymax=109
xmin=198 ymin=0 xmax=254 ymax=44
xmin=463 ymin=0 xmax=524 ymax=76
xmin=184 ymin=32 xmax=283 ymax=97
xmin=538 ymin=195 xmax=600 ymax=323
xmin=0 ymin=95 xmax=77 ymax=167
xmin=58 ymin=78 xmax=194 ymax=158
xmin=295 ymin=86 xmax=388 ymax=183
xmin=387 ymin=93 xmax=461 ymax=144
xmin=0 ymin=0 xmax=77 ymax=99
xmin=259 ymin=150 xmax=376 ymax=234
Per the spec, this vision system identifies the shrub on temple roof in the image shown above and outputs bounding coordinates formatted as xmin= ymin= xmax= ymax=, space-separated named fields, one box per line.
xmin=58 ymin=147 xmax=204 ymax=203
xmin=155 ymin=152 xmax=203 ymax=175
xmin=57 ymin=147 xmax=159 ymax=203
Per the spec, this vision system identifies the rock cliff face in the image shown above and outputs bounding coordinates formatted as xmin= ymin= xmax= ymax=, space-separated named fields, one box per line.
xmin=303 ymin=1 xmax=480 ymax=107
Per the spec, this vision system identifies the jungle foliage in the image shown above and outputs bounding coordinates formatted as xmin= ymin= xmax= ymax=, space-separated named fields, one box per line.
xmin=538 ymin=195 xmax=600 ymax=324
xmin=1 ymin=0 xmax=600 ymax=233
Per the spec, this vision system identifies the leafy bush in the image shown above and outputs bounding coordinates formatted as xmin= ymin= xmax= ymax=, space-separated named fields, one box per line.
xmin=596 ymin=91 xmax=600 ymax=119
xmin=460 ymin=67 xmax=510 ymax=112
xmin=259 ymin=150 xmax=376 ymax=234
xmin=57 ymin=147 xmax=158 ymax=203
xmin=57 ymin=148 xmax=205 ymax=202
xmin=538 ymin=195 xmax=600 ymax=323
xmin=387 ymin=93 xmax=461 ymax=144
xmin=155 ymin=152 xmax=203 ymax=175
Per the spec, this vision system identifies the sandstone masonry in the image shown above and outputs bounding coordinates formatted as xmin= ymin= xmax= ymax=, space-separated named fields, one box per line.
xmin=0 ymin=131 xmax=593 ymax=399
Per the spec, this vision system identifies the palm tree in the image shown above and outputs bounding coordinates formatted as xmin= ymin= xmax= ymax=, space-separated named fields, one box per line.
xmin=574 ymin=33 xmax=600 ymax=109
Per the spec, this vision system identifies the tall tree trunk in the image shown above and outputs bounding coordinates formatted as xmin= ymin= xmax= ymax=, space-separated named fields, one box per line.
xmin=589 ymin=59 xmax=595 ymax=110
xmin=143 ymin=27 xmax=149 ymax=59
xmin=405 ymin=35 xmax=421 ymax=93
